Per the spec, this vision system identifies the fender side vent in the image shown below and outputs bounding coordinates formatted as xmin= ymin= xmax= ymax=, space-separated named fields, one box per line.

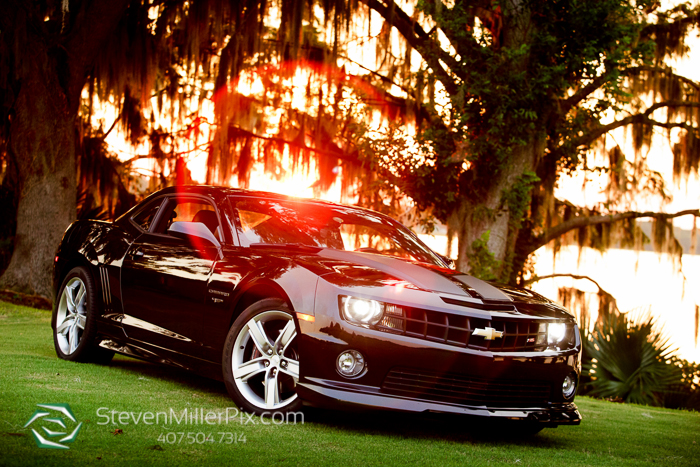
xmin=99 ymin=266 xmax=112 ymax=312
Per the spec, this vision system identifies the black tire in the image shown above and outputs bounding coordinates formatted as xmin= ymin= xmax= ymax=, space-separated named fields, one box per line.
xmin=52 ymin=266 xmax=114 ymax=364
xmin=223 ymin=298 xmax=302 ymax=415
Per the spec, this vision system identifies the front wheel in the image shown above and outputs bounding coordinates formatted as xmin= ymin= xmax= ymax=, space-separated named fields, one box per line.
xmin=222 ymin=299 xmax=301 ymax=414
xmin=53 ymin=266 xmax=114 ymax=364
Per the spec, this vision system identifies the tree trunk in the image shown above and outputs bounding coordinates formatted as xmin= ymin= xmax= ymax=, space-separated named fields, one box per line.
xmin=448 ymin=0 xmax=545 ymax=282
xmin=0 ymin=1 xmax=129 ymax=299
xmin=0 ymin=23 xmax=76 ymax=298
xmin=1 ymin=167 xmax=76 ymax=298
xmin=451 ymin=133 xmax=544 ymax=281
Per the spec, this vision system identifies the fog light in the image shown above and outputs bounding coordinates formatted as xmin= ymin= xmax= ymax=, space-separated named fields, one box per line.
xmin=562 ymin=373 xmax=577 ymax=399
xmin=336 ymin=350 xmax=365 ymax=378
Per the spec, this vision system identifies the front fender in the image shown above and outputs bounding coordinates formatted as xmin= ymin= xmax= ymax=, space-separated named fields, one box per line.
xmin=274 ymin=266 xmax=319 ymax=316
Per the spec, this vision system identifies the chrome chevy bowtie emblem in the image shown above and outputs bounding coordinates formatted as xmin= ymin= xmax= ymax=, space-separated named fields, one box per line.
xmin=473 ymin=327 xmax=504 ymax=340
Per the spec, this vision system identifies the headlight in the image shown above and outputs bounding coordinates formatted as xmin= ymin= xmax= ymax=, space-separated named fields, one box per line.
xmin=548 ymin=322 xmax=567 ymax=344
xmin=340 ymin=296 xmax=384 ymax=326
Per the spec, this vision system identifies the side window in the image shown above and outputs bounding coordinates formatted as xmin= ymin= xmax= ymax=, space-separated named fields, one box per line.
xmin=233 ymin=200 xmax=314 ymax=247
xmin=131 ymin=199 xmax=163 ymax=232
xmin=155 ymin=197 xmax=222 ymax=241
xmin=230 ymin=198 xmax=343 ymax=248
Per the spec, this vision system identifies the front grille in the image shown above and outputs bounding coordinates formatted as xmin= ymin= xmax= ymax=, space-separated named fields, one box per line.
xmin=382 ymin=368 xmax=551 ymax=407
xmin=377 ymin=305 xmax=567 ymax=352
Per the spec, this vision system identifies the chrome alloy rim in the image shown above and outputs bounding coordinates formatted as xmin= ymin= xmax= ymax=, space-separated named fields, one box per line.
xmin=55 ymin=277 xmax=87 ymax=355
xmin=231 ymin=310 xmax=299 ymax=410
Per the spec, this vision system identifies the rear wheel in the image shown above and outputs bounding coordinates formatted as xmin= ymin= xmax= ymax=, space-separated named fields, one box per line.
xmin=223 ymin=298 xmax=301 ymax=414
xmin=53 ymin=266 xmax=114 ymax=364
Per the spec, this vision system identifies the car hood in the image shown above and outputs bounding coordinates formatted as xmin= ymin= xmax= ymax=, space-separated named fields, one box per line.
xmin=317 ymin=249 xmax=511 ymax=300
xmin=291 ymin=249 xmax=575 ymax=320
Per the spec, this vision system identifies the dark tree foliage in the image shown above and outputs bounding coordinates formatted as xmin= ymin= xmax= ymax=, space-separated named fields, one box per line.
xmin=0 ymin=0 xmax=366 ymax=297
xmin=350 ymin=0 xmax=700 ymax=284
xmin=2 ymin=0 xmax=700 ymax=299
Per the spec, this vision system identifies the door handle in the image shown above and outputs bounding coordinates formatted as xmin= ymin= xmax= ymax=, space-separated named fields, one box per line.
xmin=128 ymin=248 xmax=144 ymax=259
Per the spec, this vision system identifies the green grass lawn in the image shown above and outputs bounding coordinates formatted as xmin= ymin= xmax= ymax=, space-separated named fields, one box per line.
xmin=1 ymin=300 xmax=698 ymax=467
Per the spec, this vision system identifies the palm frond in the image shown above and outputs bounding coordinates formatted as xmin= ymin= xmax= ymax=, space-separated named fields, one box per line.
xmin=584 ymin=312 xmax=681 ymax=406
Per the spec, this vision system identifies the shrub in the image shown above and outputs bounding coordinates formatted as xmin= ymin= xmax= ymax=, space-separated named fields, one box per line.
xmin=583 ymin=312 xmax=681 ymax=406
xmin=662 ymin=357 xmax=700 ymax=411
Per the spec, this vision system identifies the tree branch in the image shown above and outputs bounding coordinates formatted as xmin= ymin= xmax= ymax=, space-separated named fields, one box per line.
xmin=359 ymin=0 xmax=461 ymax=95
xmin=346 ymin=69 xmax=452 ymax=132
xmin=559 ymin=73 xmax=611 ymax=115
xmin=421 ymin=0 xmax=489 ymax=66
xmin=529 ymin=208 xmax=700 ymax=253
xmin=227 ymin=125 xmax=361 ymax=166
xmin=571 ymin=100 xmax=700 ymax=149
xmin=338 ymin=53 xmax=411 ymax=94
xmin=556 ymin=61 xmax=700 ymax=120
xmin=525 ymin=273 xmax=606 ymax=293
xmin=523 ymin=273 xmax=619 ymax=313
xmin=229 ymin=125 xmax=404 ymax=186
xmin=641 ymin=9 xmax=700 ymax=41
xmin=625 ymin=65 xmax=700 ymax=92
xmin=644 ymin=118 xmax=696 ymax=132
xmin=100 ymin=113 xmax=121 ymax=141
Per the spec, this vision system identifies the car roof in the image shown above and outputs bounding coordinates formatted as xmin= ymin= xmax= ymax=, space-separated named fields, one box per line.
xmin=116 ymin=185 xmax=394 ymax=226
xmin=155 ymin=185 xmax=374 ymax=211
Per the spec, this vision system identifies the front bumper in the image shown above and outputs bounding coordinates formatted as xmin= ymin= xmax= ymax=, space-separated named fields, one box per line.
xmin=296 ymin=278 xmax=582 ymax=426
xmin=298 ymin=377 xmax=581 ymax=426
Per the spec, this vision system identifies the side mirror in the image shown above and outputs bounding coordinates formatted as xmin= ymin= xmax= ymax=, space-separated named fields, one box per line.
xmin=438 ymin=253 xmax=456 ymax=270
xmin=168 ymin=221 xmax=222 ymax=251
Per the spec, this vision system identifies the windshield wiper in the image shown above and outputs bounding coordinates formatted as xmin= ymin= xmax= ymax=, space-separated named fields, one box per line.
xmin=249 ymin=243 xmax=323 ymax=253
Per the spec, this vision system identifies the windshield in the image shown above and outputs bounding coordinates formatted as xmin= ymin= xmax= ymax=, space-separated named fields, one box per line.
xmin=230 ymin=197 xmax=444 ymax=266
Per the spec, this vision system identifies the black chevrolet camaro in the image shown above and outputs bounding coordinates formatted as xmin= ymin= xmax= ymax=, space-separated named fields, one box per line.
xmin=52 ymin=185 xmax=581 ymax=429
